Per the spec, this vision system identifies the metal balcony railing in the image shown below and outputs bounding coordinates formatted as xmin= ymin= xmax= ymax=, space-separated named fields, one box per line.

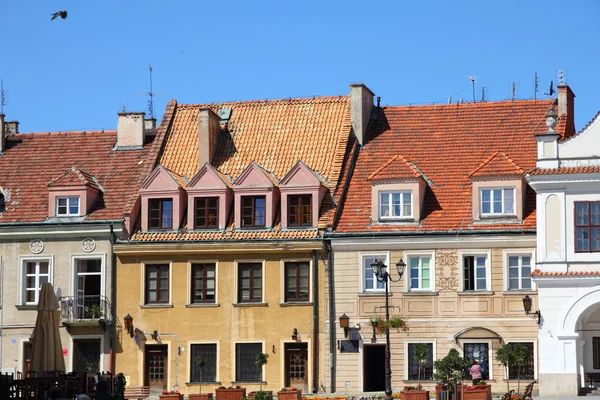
xmin=60 ymin=295 xmax=111 ymax=323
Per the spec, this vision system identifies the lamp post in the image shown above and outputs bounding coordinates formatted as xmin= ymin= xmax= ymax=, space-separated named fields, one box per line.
xmin=371 ymin=258 xmax=406 ymax=400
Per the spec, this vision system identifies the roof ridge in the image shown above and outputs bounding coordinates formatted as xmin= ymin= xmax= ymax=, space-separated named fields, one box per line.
xmin=178 ymin=94 xmax=350 ymax=108
xmin=382 ymin=98 xmax=554 ymax=110
xmin=14 ymin=130 xmax=117 ymax=136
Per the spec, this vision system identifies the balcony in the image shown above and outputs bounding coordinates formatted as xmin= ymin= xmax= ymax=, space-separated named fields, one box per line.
xmin=60 ymin=295 xmax=111 ymax=332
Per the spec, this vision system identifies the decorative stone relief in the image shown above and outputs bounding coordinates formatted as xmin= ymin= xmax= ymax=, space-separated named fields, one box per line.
xmin=82 ymin=238 xmax=96 ymax=253
xmin=30 ymin=239 xmax=44 ymax=254
xmin=436 ymin=251 xmax=458 ymax=291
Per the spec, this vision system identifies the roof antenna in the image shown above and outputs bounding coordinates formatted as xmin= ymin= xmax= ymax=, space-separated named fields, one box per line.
xmin=466 ymin=76 xmax=476 ymax=103
xmin=448 ymin=96 xmax=452 ymax=104
xmin=134 ymin=65 xmax=167 ymax=120
xmin=0 ymin=79 xmax=5 ymax=114
xmin=511 ymin=82 xmax=516 ymax=102
xmin=557 ymin=69 xmax=566 ymax=86
xmin=481 ymin=87 xmax=486 ymax=102
xmin=543 ymin=81 xmax=555 ymax=96
xmin=534 ymin=72 xmax=539 ymax=100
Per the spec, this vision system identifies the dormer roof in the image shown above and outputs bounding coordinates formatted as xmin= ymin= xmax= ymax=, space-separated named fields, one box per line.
xmin=367 ymin=154 xmax=423 ymax=181
xmin=47 ymin=167 xmax=103 ymax=191
xmin=468 ymin=152 xmax=525 ymax=178
xmin=188 ymin=162 xmax=232 ymax=189
xmin=233 ymin=161 xmax=279 ymax=188
xmin=141 ymin=164 xmax=187 ymax=191
xmin=279 ymin=160 xmax=326 ymax=187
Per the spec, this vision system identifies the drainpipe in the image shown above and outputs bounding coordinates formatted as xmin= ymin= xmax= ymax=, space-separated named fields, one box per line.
xmin=110 ymin=224 xmax=117 ymax=373
xmin=326 ymin=241 xmax=336 ymax=393
xmin=311 ymin=250 xmax=319 ymax=393
xmin=0 ymin=256 xmax=4 ymax=370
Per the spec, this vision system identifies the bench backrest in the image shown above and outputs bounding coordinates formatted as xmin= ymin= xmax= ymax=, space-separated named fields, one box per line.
xmin=124 ymin=386 xmax=149 ymax=394
xmin=523 ymin=381 xmax=535 ymax=397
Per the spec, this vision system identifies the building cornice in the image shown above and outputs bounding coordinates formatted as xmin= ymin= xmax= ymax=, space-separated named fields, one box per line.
xmin=114 ymin=240 xmax=323 ymax=255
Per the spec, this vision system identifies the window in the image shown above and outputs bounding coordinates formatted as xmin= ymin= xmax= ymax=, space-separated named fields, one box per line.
xmin=379 ymin=191 xmax=412 ymax=219
xmin=145 ymin=264 xmax=169 ymax=304
xmin=23 ymin=260 xmax=50 ymax=305
xmin=407 ymin=343 xmax=434 ymax=380
xmin=593 ymin=337 xmax=600 ymax=369
xmin=480 ymin=188 xmax=514 ymax=216
xmin=195 ymin=197 xmax=219 ymax=229
xmin=362 ymin=254 xmax=387 ymax=292
xmin=409 ymin=256 xmax=431 ymax=290
xmin=56 ymin=196 xmax=80 ymax=216
xmin=74 ymin=258 xmax=102 ymax=319
xmin=288 ymin=195 xmax=312 ymax=226
xmin=0 ymin=193 xmax=5 ymax=213
xmin=285 ymin=262 xmax=309 ymax=302
xmin=242 ymin=196 xmax=266 ymax=227
xmin=238 ymin=263 xmax=262 ymax=303
xmin=508 ymin=255 xmax=532 ymax=290
xmin=235 ymin=343 xmax=262 ymax=382
xmin=149 ymin=199 xmax=173 ymax=229
xmin=190 ymin=344 xmax=217 ymax=383
xmin=575 ymin=201 xmax=600 ymax=252
xmin=191 ymin=263 xmax=215 ymax=303
xmin=507 ymin=342 xmax=534 ymax=380
xmin=463 ymin=256 xmax=487 ymax=291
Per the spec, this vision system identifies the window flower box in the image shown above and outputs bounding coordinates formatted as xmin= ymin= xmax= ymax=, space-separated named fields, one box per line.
xmin=189 ymin=394 xmax=214 ymax=400
xmin=277 ymin=389 xmax=302 ymax=400
xmin=462 ymin=384 xmax=491 ymax=400
xmin=216 ymin=387 xmax=247 ymax=400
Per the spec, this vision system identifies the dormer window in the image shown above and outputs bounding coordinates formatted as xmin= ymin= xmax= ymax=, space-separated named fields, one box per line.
xmin=149 ymin=199 xmax=173 ymax=229
xmin=56 ymin=196 xmax=80 ymax=216
xmin=195 ymin=197 xmax=219 ymax=229
xmin=480 ymin=188 xmax=515 ymax=216
xmin=242 ymin=196 xmax=266 ymax=228
xmin=288 ymin=195 xmax=312 ymax=227
xmin=379 ymin=191 xmax=412 ymax=219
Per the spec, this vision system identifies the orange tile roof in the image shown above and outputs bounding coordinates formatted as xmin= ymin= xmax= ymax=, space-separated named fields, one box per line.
xmin=529 ymin=166 xmax=600 ymax=175
xmin=531 ymin=269 xmax=600 ymax=277
xmin=469 ymin=151 xmax=525 ymax=177
xmin=132 ymin=95 xmax=352 ymax=242
xmin=335 ymin=99 xmax=555 ymax=234
xmin=368 ymin=154 xmax=422 ymax=181
xmin=0 ymin=101 xmax=175 ymax=223
xmin=47 ymin=167 xmax=103 ymax=191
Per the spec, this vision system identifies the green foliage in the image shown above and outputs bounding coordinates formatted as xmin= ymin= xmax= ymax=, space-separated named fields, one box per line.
xmin=369 ymin=315 xmax=409 ymax=335
xmin=255 ymin=352 xmax=269 ymax=390
xmin=90 ymin=304 xmax=102 ymax=319
xmin=495 ymin=343 xmax=532 ymax=393
xmin=433 ymin=349 xmax=470 ymax=388
xmin=195 ymin=355 xmax=205 ymax=393
xmin=253 ymin=391 xmax=272 ymax=400
xmin=413 ymin=343 xmax=428 ymax=387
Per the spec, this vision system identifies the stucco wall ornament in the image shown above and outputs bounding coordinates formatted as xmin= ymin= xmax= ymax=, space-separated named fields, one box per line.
xmin=82 ymin=238 xmax=96 ymax=253
xmin=30 ymin=239 xmax=44 ymax=254
xmin=436 ymin=251 xmax=459 ymax=291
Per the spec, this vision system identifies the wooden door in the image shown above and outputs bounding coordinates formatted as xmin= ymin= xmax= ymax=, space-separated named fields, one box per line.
xmin=363 ymin=344 xmax=385 ymax=392
xmin=145 ymin=345 xmax=168 ymax=396
xmin=285 ymin=344 xmax=308 ymax=392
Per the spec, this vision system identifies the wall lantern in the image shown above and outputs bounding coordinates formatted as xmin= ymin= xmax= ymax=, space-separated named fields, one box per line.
xmin=371 ymin=319 xmax=379 ymax=343
xmin=522 ymin=295 xmax=541 ymax=325
xmin=339 ymin=313 xmax=350 ymax=338
xmin=291 ymin=328 xmax=298 ymax=341
xmin=123 ymin=314 xmax=134 ymax=338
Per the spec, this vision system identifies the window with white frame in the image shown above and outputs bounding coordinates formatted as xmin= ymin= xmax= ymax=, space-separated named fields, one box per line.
xmin=379 ymin=191 xmax=412 ymax=219
xmin=463 ymin=255 xmax=488 ymax=291
xmin=480 ymin=188 xmax=514 ymax=216
xmin=235 ymin=342 xmax=262 ymax=382
xmin=508 ymin=255 xmax=532 ymax=290
xmin=22 ymin=259 xmax=51 ymax=305
xmin=408 ymin=255 xmax=432 ymax=291
xmin=56 ymin=196 xmax=80 ymax=216
xmin=362 ymin=254 xmax=387 ymax=292
xmin=407 ymin=342 xmax=434 ymax=380
xmin=190 ymin=343 xmax=217 ymax=383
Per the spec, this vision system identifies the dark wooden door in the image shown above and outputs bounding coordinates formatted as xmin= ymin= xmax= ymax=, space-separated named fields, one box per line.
xmin=363 ymin=344 xmax=385 ymax=392
xmin=285 ymin=344 xmax=308 ymax=392
xmin=145 ymin=345 xmax=168 ymax=396
xmin=73 ymin=339 xmax=101 ymax=373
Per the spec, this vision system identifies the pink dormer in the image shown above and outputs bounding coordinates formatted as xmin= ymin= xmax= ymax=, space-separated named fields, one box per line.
xmin=279 ymin=160 xmax=327 ymax=229
xmin=233 ymin=162 xmax=279 ymax=229
xmin=186 ymin=163 xmax=233 ymax=230
xmin=47 ymin=167 xmax=103 ymax=217
xmin=140 ymin=165 xmax=187 ymax=231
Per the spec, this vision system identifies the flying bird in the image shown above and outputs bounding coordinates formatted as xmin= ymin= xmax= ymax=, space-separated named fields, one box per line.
xmin=51 ymin=10 xmax=68 ymax=20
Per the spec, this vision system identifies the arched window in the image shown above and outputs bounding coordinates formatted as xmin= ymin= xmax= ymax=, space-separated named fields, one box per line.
xmin=0 ymin=193 xmax=5 ymax=213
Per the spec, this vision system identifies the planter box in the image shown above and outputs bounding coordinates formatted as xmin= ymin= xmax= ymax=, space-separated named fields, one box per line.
xmin=159 ymin=395 xmax=183 ymax=400
xmin=216 ymin=388 xmax=247 ymax=400
xmin=462 ymin=385 xmax=491 ymax=400
xmin=249 ymin=391 xmax=274 ymax=399
xmin=190 ymin=394 xmax=214 ymax=400
xmin=401 ymin=390 xmax=429 ymax=400
xmin=436 ymin=384 xmax=462 ymax=400
xmin=277 ymin=390 xmax=302 ymax=400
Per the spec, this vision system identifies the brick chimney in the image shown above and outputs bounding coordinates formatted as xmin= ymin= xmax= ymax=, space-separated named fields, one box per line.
xmin=5 ymin=120 xmax=18 ymax=135
xmin=117 ymin=112 xmax=145 ymax=149
xmin=198 ymin=108 xmax=220 ymax=166
xmin=0 ymin=114 xmax=5 ymax=153
xmin=350 ymin=83 xmax=375 ymax=146
xmin=558 ymin=85 xmax=575 ymax=138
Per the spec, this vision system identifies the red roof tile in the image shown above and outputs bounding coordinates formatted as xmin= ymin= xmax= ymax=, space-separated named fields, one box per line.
xmin=531 ymin=269 xmax=600 ymax=277
xmin=368 ymin=154 xmax=422 ymax=181
xmin=47 ymin=167 xmax=102 ymax=191
xmin=469 ymin=151 xmax=524 ymax=177
xmin=335 ymin=99 xmax=554 ymax=233
xmin=529 ymin=166 xmax=600 ymax=175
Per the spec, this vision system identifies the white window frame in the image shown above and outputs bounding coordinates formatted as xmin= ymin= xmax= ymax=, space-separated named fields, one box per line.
xmin=187 ymin=340 xmax=220 ymax=384
xmin=359 ymin=252 xmax=389 ymax=293
xmin=379 ymin=191 xmax=413 ymax=220
xmin=404 ymin=340 xmax=437 ymax=381
xmin=504 ymin=339 xmax=537 ymax=380
xmin=458 ymin=251 xmax=491 ymax=292
xmin=56 ymin=196 xmax=80 ymax=216
xmin=233 ymin=260 xmax=266 ymax=304
xmin=19 ymin=256 xmax=53 ymax=305
xmin=231 ymin=340 xmax=265 ymax=383
xmin=404 ymin=251 xmax=435 ymax=292
xmin=70 ymin=334 xmax=104 ymax=373
xmin=503 ymin=250 xmax=536 ymax=291
xmin=71 ymin=254 xmax=106 ymax=298
xmin=480 ymin=188 xmax=515 ymax=216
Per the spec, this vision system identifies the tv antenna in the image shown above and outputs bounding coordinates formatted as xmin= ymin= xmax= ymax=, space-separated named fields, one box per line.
xmin=481 ymin=87 xmax=486 ymax=102
xmin=134 ymin=65 xmax=167 ymax=120
xmin=543 ymin=81 xmax=555 ymax=96
xmin=1 ymin=79 xmax=5 ymax=114
xmin=466 ymin=76 xmax=476 ymax=102
xmin=511 ymin=82 xmax=516 ymax=102
xmin=534 ymin=72 xmax=539 ymax=100
xmin=557 ymin=69 xmax=566 ymax=86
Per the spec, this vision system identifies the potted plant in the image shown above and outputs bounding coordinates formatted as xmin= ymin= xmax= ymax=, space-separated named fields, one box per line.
xmin=277 ymin=387 xmax=301 ymax=400
xmin=189 ymin=356 xmax=213 ymax=400
xmin=511 ymin=343 xmax=532 ymax=394
xmin=159 ymin=389 xmax=183 ymax=400
xmin=90 ymin=304 xmax=103 ymax=319
xmin=248 ymin=352 xmax=272 ymax=400
xmin=216 ymin=385 xmax=247 ymax=400
xmin=369 ymin=315 xmax=409 ymax=335
xmin=401 ymin=384 xmax=429 ymax=400
xmin=463 ymin=381 xmax=491 ymax=400
xmin=496 ymin=343 xmax=515 ymax=393
xmin=433 ymin=349 xmax=470 ymax=400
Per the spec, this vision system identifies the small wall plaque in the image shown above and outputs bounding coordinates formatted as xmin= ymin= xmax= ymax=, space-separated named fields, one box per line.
xmin=30 ymin=239 xmax=44 ymax=254
xmin=339 ymin=339 xmax=359 ymax=353
xmin=82 ymin=238 xmax=96 ymax=253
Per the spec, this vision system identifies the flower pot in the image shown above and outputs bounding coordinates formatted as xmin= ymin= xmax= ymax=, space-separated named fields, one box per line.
xmin=159 ymin=395 xmax=183 ymax=400
xmin=462 ymin=385 xmax=491 ymax=400
xmin=277 ymin=390 xmax=302 ymax=400
xmin=216 ymin=388 xmax=247 ymax=400
xmin=190 ymin=394 xmax=214 ymax=400
xmin=401 ymin=390 xmax=430 ymax=400
xmin=249 ymin=391 xmax=274 ymax=399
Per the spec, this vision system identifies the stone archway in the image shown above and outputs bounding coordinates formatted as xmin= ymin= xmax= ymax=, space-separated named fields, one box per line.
xmin=559 ymin=286 xmax=600 ymax=336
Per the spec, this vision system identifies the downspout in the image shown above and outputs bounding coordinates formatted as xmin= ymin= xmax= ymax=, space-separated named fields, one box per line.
xmin=110 ymin=224 xmax=117 ymax=373
xmin=311 ymin=249 xmax=319 ymax=393
xmin=327 ymin=241 xmax=336 ymax=393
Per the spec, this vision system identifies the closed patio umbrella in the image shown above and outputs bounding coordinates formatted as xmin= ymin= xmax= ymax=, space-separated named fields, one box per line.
xmin=31 ymin=282 xmax=66 ymax=372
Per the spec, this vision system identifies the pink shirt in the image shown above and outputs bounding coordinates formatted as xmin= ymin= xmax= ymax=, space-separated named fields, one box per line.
xmin=470 ymin=364 xmax=482 ymax=379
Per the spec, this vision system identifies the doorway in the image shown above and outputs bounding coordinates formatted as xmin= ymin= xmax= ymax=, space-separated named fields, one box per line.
xmin=22 ymin=341 xmax=32 ymax=373
xmin=73 ymin=339 xmax=101 ymax=373
xmin=145 ymin=345 xmax=168 ymax=396
xmin=363 ymin=344 xmax=385 ymax=392
xmin=463 ymin=343 xmax=490 ymax=380
xmin=74 ymin=258 xmax=102 ymax=319
xmin=284 ymin=343 xmax=308 ymax=392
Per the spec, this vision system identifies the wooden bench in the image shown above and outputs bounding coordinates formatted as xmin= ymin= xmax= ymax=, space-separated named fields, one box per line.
xmin=124 ymin=385 xmax=150 ymax=399
xmin=518 ymin=381 xmax=536 ymax=400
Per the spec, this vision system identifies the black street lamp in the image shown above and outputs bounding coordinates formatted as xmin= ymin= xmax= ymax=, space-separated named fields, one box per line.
xmin=371 ymin=258 xmax=406 ymax=400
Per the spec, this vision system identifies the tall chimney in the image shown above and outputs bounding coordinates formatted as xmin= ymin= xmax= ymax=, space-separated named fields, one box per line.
xmin=198 ymin=108 xmax=221 ymax=166
xmin=0 ymin=114 xmax=5 ymax=153
xmin=558 ymin=85 xmax=576 ymax=138
xmin=350 ymin=83 xmax=375 ymax=146
xmin=5 ymin=121 xmax=18 ymax=135
xmin=117 ymin=112 xmax=145 ymax=149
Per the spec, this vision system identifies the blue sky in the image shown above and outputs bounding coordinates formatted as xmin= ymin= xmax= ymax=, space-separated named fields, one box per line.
xmin=1 ymin=0 xmax=599 ymax=132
